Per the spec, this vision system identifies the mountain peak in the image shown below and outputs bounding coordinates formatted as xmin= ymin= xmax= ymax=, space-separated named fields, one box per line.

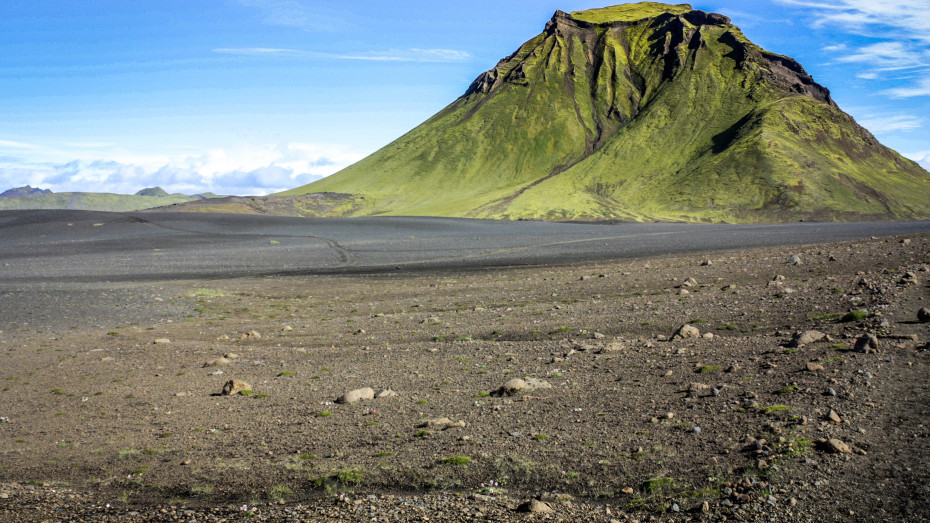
xmin=284 ymin=3 xmax=930 ymax=222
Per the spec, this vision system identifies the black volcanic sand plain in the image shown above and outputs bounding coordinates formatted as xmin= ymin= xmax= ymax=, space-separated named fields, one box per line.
xmin=0 ymin=210 xmax=929 ymax=522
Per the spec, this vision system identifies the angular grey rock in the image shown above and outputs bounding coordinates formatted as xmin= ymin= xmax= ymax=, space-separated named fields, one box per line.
xmin=376 ymin=389 xmax=398 ymax=398
xmin=787 ymin=255 xmax=801 ymax=265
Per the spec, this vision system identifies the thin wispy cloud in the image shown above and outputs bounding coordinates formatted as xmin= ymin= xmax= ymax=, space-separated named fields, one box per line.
xmin=777 ymin=0 xmax=930 ymax=43
xmin=776 ymin=0 xmax=930 ymax=99
xmin=331 ymin=48 xmax=471 ymax=63
xmin=213 ymin=47 xmax=306 ymax=57
xmin=237 ymin=0 xmax=352 ymax=32
xmin=883 ymin=76 xmax=930 ymax=98
xmin=857 ymin=113 xmax=924 ymax=133
xmin=213 ymin=47 xmax=471 ymax=63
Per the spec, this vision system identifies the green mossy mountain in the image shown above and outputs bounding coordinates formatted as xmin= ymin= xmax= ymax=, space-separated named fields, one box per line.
xmin=281 ymin=2 xmax=930 ymax=222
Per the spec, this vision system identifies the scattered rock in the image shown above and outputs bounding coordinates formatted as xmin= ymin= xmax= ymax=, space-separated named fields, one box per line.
xmin=678 ymin=288 xmax=689 ymax=296
xmin=495 ymin=377 xmax=551 ymax=396
xmin=818 ymin=438 xmax=851 ymax=454
xmin=215 ymin=334 xmax=230 ymax=341
xmin=673 ymin=324 xmax=700 ymax=340
xmin=682 ymin=277 xmax=698 ymax=287
xmin=787 ymin=255 xmax=801 ymax=266
xmin=826 ymin=409 xmax=842 ymax=423
xmin=203 ymin=357 xmax=230 ymax=367
xmin=687 ymin=382 xmax=711 ymax=393
xmin=376 ymin=389 xmax=398 ymax=398
xmin=239 ymin=330 xmax=261 ymax=340
xmin=221 ymin=380 xmax=251 ymax=395
xmin=917 ymin=308 xmax=930 ymax=323
xmin=702 ymin=332 xmax=714 ymax=340
xmin=898 ymin=272 xmax=919 ymax=286
xmin=854 ymin=333 xmax=879 ymax=354
xmin=806 ymin=362 xmax=825 ymax=372
xmin=422 ymin=417 xmax=466 ymax=430
xmin=599 ymin=340 xmax=625 ymax=353
xmin=281 ymin=325 xmax=293 ymax=332
xmin=621 ymin=487 xmax=635 ymax=495
xmin=701 ymin=260 xmax=712 ymax=266
xmin=224 ymin=353 xmax=240 ymax=360
xmin=498 ymin=378 xmax=527 ymax=396
xmin=789 ymin=330 xmax=825 ymax=348
xmin=337 ymin=387 xmax=375 ymax=404
xmin=153 ymin=338 xmax=171 ymax=345
xmin=517 ymin=500 xmax=553 ymax=514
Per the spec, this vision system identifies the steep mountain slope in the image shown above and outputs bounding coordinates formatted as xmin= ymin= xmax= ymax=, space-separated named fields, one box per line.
xmin=280 ymin=2 xmax=930 ymax=222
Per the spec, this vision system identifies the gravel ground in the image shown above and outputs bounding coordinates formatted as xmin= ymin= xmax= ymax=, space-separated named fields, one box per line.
xmin=1 ymin=232 xmax=928 ymax=522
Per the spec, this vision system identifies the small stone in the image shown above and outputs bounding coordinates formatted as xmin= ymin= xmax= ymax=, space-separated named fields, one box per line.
xmin=701 ymin=260 xmax=712 ymax=266
xmin=682 ymin=277 xmax=698 ymax=287
xmin=826 ymin=409 xmax=842 ymax=423
xmin=819 ymin=438 xmax=851 ymax=454
xmin=215 ymin=334 xmax=230 ymax=341
xmin=517 ymin=500 xmax=553 ymax=514
xmin=224 ymin=353 xmax=239 ymax=360
xmin=702 ymin=332 xmax=714 ymax=340
xmin=239 ymin=330 xmax=261 ymax=340
xmin=787 ymin=255 xmax=801 ymax=265
xmin=600 ymin=340 xmax=625 ymax=353
xmin=806 ymin=362 xmax=825 ymax=372
xmin=688 ymin=382 xmax=711 ymax=392
xmin=221 ymin=379 xmax=251 ymax=395
xmin=678 ymin=288 xmax=689 ymax=296
xmin=917 ymin=308 xmax=930 ymax=323
xmin=281 ymin=325 xmax=293 ymax=332
xmin=499 ymin=378 xmax=527 ymax=396
xmin=153 ymin=338 xmax=171 ymax=345
xmin=337 ymin=387 xmax=375 ymax=404
xmin=854 ymin=333 xmax=879 ymax=353
xmin=691 ymin=426 xmax=702 ymax=434
xmin=376 ymin=389 xmax=398 ymax=398
xmin=621 ymin=487 xmax=635 ymax=495
xmin=673 ymin=324 xmax=700 ymax=340
xmin=203 ymin=357 xmax=230 ymax=367
xmin=422 ymin=417 xmax=466 ymax=430
xmin=789 ymin=330 xmax=825 ymax=348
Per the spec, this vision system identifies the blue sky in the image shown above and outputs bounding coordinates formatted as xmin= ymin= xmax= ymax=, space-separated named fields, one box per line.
xmin=1 ymin=0 xmax=928 ymax=196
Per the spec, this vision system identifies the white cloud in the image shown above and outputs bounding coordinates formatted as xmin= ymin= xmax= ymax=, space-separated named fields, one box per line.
xmin=883 ymin=76 xmax=930 ymax=97
xmin=237 ymin=0 xmax=351 ymax=32
xmin=330 ymin=48 xmax=471 ymax=63
xmin=213 ymin=47 xmax=471 ymax=63
xmin=776 ymin=0 xmax=930 ymax=97
xmin=0 ymin=141 xmax=366 ymax=196
xmin=213 ymin=47 xmax=305 ymax=56
xmin=776 ymin=0 xmax=930 ymax=43
xmin=836 ymin=41 xmax=925 ymax=70
xmin=857 ymin=114 xmax=923 ymax=133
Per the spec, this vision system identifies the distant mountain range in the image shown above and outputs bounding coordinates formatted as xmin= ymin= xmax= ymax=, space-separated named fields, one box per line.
xmin=0 ymin=186 xmax=222 ymax=212
xmin=279 ymin=2 xmax=930 ymax=222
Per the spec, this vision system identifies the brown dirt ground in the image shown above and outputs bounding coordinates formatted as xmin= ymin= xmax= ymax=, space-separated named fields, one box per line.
xmin=1 ymin=234 xmax=928 ymax=522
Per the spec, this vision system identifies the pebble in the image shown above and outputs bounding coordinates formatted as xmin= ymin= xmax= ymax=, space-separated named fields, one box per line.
xmin=338 ymin=387 xmax=376 ymax=404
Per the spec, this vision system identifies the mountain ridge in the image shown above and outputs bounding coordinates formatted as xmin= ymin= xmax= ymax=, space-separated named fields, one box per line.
xmin=280 ymin=2 xmax=930 ymax=222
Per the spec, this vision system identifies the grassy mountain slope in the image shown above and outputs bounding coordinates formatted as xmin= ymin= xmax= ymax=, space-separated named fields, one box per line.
xmin=281 ymin=3 xmax=930 ymax=222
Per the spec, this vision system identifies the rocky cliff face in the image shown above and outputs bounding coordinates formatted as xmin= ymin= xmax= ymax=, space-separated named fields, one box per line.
xmin=283 ymin=2 xmax=930 ymax=222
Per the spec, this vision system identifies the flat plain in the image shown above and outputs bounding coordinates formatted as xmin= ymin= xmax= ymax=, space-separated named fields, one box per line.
xmin=0 ymin=210 xmax=929 ymax=521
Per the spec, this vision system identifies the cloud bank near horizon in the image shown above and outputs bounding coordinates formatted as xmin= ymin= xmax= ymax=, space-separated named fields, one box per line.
xmin=0 ymin=141 xmax=365 ymax=196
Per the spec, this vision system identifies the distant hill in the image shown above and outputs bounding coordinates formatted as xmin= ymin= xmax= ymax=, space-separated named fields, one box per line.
xmin=280 ymin=2 xmax=930 ymax=222
xmin=0 ymin=190 xmax=223 ymax=212
xmin=0 ymin=185 xmax=52 ymax=197
xmin=134 ymin=186 xmax=170 ymax=197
